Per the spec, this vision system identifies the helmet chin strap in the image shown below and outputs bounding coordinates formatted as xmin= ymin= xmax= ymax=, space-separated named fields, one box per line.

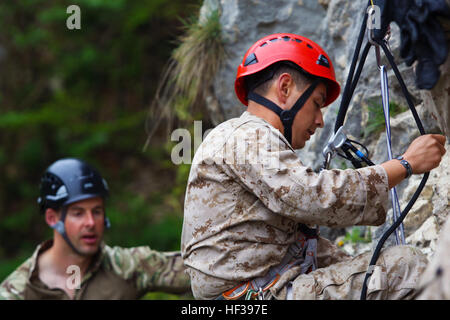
xmin=51 ymin=206 xmax=111 ymax=256
xmin=51 ymin=207 xmax=85 ymax=256
xmin=247 ymin=80 xmax=320 ymax=145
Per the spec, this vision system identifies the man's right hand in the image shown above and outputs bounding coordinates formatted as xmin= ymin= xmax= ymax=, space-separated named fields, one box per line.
xmin=403 ymin=134 xmax=447 ymax=174
xmin=381 ymin=134 xmax=446 ymax=189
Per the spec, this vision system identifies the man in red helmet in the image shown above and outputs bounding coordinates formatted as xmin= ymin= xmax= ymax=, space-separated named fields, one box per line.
xmin=181 ymin=33 xmax=446 ymax=300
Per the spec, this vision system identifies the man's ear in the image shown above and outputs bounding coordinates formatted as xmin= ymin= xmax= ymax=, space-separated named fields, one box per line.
xmin=276 ymin=73 xmax=294 ymax=105
xmin=45 ymin=208 xmax=60 ymax=228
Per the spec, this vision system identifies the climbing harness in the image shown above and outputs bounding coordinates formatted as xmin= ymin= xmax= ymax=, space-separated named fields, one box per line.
xmin=218 ymin=224 xmax=319 ymax=300
xmin=321 ymin=1 xmax=429 ymax=300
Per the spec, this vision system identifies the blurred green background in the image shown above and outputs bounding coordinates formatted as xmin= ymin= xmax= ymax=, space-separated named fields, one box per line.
xmin=0 ymin=0 xmax=203 ymax=299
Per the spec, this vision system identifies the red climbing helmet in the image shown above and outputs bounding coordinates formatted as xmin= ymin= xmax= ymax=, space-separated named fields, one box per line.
xmin=235 ymin=33 xmax=340 ymax=107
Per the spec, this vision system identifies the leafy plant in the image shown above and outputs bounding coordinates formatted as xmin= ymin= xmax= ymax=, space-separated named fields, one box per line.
xmin=144 ymin=8 xmax=225 ymax=149
xmin=342 ymin=227 xmax=371 ymax=244
xmin=363 ymin=99 xmax=408 ymax=139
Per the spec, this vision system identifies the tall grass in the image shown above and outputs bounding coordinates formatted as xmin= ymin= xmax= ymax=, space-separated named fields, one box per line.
xmin=144 ymin=9 xmax=225 ymax=150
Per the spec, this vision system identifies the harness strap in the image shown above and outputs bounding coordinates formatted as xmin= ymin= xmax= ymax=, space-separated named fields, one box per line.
xmin=298 ymin=222 xmax=319 ymax=238
xmin=299 ymin=238 xmax=319 ymax=274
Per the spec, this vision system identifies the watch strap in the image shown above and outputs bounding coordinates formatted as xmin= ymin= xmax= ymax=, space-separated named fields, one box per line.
xmin=395 ymin=156 xmax=413 ymax=179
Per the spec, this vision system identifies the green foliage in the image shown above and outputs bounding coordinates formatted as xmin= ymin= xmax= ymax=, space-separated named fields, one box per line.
xmin=343 ymin=227 xmax=371 ymax=244
xmin=336 ymin=159 xmax=349 ymax=170
xmin=0 ymin=255 xmax=31 ymax=283
xmin=363 ymin=99 xmax=408 ymax=139
xmin=104 ymin=188 xmax=186 ymax=251
xmin=144 ymin=8 xmax=224 ymax=147
xmin=0 ymin=0 xmax=202 ymax=300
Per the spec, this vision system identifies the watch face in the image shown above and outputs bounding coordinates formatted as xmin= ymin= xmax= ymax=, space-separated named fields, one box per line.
xmin=399 ymin=159 xmax=412 ymax=178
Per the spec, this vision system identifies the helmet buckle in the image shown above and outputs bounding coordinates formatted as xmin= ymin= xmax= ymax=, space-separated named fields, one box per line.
xmin=280 ymin=110 xmax=293 ymax=124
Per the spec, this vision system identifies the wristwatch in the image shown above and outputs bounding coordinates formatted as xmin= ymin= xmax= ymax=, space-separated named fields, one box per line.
xmin=395 ymin=156 xmax=413 ymax=179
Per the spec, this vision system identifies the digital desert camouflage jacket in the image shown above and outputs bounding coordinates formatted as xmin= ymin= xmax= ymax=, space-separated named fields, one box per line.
xmin=0 ymin=240 xmax=190 ymax=300
xmin=181 ymin=111 xmax=390 ymax=299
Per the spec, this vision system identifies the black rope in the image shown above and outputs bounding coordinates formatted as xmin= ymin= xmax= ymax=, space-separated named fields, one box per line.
xmin=326 ymin=1 xmax=429 ymax=301
xmin=379 ymin=41 xmax=425 ymax=135
xmin=335 ymin=7 xmax=370 ymax=132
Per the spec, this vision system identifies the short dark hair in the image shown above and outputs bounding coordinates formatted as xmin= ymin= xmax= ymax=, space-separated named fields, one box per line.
xmin=244 ymin=61 xmax=318 ymax=97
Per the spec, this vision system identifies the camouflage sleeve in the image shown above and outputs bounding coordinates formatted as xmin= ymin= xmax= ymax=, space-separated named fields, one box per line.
xmin=0 ymin=259 xmax=32 ymax=300
xmin=105 ymin=246 xmax=191 ymax=296
xmin=223 ymin=125 xmax=389 ymax=228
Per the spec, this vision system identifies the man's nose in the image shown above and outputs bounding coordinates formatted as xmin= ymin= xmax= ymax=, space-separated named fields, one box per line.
xmin=84 ymin=211 xmax=96 ymax=227
xmin=316 ymin=109 xmax=324 ymax=128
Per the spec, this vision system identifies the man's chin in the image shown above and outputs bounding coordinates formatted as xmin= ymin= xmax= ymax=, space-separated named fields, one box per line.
xmin=77 ymin=246 xmax=100 ymax=256
xmin=74 ymin=241 xmax=102 ymax=256
xmin=293 ymin=141 xmax=306 ymax=150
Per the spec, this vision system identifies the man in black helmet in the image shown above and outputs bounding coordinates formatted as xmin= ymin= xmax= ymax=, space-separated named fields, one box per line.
xmin=0 ymin=158 xmax=191 ymax=300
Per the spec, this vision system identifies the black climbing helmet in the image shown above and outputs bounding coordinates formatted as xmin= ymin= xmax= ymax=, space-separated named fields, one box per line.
xmin=38 ymin=158 xmax=109 ymax=213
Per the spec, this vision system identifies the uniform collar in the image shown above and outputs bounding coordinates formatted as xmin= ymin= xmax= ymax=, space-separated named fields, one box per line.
xmin=240 ymin=111 xmax=295 ymax=152
xmin=27 ymin=239 xmax=53 ymax=280
xmin=27 ymin=239 xmax=106 ymax=283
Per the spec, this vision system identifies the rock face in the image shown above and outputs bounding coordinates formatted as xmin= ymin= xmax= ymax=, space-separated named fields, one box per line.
xmin=200 ymin=0 xmax=449 ymax=258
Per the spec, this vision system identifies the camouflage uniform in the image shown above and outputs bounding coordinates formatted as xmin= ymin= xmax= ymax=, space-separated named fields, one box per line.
xmin=0 ymin=240 xmax=190 ymax=300
xmin=181 ymin=111 xmax=427 ymax=300
xmin=415 ymin=216 xmax=450 ymax=299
